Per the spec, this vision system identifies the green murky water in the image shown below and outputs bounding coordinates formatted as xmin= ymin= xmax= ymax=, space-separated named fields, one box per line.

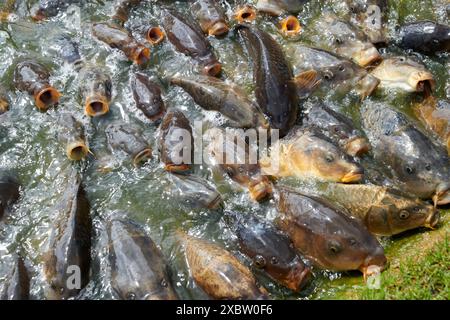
xmin=0 ymin=0 xmax=448 ymax=300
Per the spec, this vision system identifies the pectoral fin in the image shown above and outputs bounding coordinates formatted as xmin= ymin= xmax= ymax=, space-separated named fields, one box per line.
xmin=293 ymin=70 xmax=321 ymax=99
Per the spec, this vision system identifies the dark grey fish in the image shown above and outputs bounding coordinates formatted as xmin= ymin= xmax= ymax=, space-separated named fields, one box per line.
xmin=108 ymin=218 xmax=179 ymax=300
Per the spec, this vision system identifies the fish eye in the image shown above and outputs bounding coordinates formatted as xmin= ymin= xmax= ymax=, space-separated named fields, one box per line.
xmin=126 ymin=292 xmax=136 ymax=300
xmin=405 ymin=166 xmax=415 ymax=174
xmin=399 ymin=57 xmax=406 ymax=62
xmin=399 ymin=210 xmax=410 ymax=220
xmin=325 ymin=154 xmax=335 ymax=163
xmin=271 ymin=257 xmax=279 ymax=265
xmin=254 ymin=255 xmax=266 ymax=268
xmin=327 ymin=240 xmax=342 ymax=254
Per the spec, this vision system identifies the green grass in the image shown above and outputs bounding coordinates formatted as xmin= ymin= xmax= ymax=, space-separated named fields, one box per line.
xmin=359 ymin=237 xmax=449 ymax=300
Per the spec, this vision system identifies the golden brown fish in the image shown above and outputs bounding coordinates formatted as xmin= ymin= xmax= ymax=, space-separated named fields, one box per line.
xmin=177 ymin=231 xmax=267 ymax=300
xmin=260 ymin=128 xmax=364 ymax=183
xmin=371 ymin=57 xmax=435 ymax=93
xmin=276 ymin=187 xmax=387 ymax=279
xmin=319 ymin=183 xmax=440 ymax=236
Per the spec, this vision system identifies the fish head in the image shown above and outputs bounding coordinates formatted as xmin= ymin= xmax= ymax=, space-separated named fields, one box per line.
xmin=241 ymin=224 xmax=311 ymax=291
xmin=294 ymin=133 xmax=364 ymax=183
xmin=365 ymin=193 xmax=439 ymax=235
xmin=372 ymin=57 xmax=435 ymax=92
xmin=321 ymin=15 xmax=381 ymax=66
xmin=314 ymin=222 xmax=387 ymax=273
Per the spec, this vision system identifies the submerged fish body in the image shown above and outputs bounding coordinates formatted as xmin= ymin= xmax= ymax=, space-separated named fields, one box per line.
xmin=287 ymin=44 xmax=379 ymax=99
xmin=178 ymin=232 xmax=267 ymax=300
xmin=227 ymin=213 xmax=311 ymax=292
xmin=276 ymin=187 xmax=387 ymax=277
xmin=44 ymin=173 xmax=91 ymax=300
xmin=161 ymin=9 xmax=221 ymax=76
xmin=238 ymin=24 xmax=299 ymax=138
xmin=399 ymin=21 xmax=450 ymax=55
xmin=169 ymin=173 xmax=223 ymax=209
xmin=371 ymin=57 xmax=435 ymax=93
xmin=413 ymin=97 xmax=450 ymax=155
xmin=108 ymin=219 xmax=178 ymax=300
xmin=57 ymin=113 xmax=88 ymax=161
xmin=308 ymin=13 xmax=381 ymax=67
xmin=0 ymin=169 xmax=20 ymax=220
xmin=171 ymin=75 xmax=268 ymax=129
xmin=159 ymin=109 xmax=194 ymax=172
xmin=303 ymin=101 xmax=370 ymax=157
xmin=361 ymin=102 xmax=450 ymax=205
xmin=131 ymin=73 xmax=166 ymax=122
xmin=92 ymin=22 xmax=150 ymax=65
xmin=260 ymin=127 xmax=364 ymax=183
xmin=13 ymin=60 xmax=61 ymax=111
xmin=105 ymin=122 xmax=152 ymax=167
xmin=0 ymin=256 xmax=30 ymax=300
xmin=320 ymin=183 xmax=440 ymax=236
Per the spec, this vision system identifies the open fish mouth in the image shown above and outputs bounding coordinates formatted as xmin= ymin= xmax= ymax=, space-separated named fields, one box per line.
xmin=208 ymin=22 xmax=229 ymax=37
xmin=133 ymin=149 xmax=153 ymax=166
xmin=165 ymin=164 xmax=191 ymax=172
xmin=425 ymin=209 xmax=440 ymax=229
xmin=353 ymin=47 xmax=381 ymax=67
xmin=131 ymin=46 xmax=151 ymax=65
xmin=433 ymin=184 xmax=450 ymax=206
xmin=248 ymin=180 xmax=273 ymax=201
xmin=279 ymin=16 xmax=302 ymax=37
xmin=234 ymin=5 xmax=257 ymax=23
xmin=85 ymin=96 xmax=110 ymax=117
xmin=34 ymin=86 xmax=61 ymax=111
xmin=284 ymin=265 xmax=312 ymax=292
xmin=361 ymin=265 xmax=382 ymax=282
xmin=146 ymin=27 xmax=165 ymax=45
xmin=66 ymin=141 xmax=89 ymax=161
xmin=203 ymin=62 xmax=222 ymax=77
xmin=345 ymin=137 xmax=371 ymax=157
xmin=409 ymin=72 xmax=435 ymax=92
